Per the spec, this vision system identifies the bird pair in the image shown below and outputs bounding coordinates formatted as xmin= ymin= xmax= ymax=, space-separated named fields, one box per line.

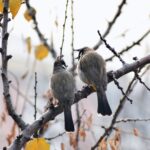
xmin=50 ymin=47 xmax=112 ymax=132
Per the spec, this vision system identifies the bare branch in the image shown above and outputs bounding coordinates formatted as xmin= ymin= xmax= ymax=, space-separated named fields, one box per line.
xmin=107 ymin=54 xmax=150 ymax=82
xmin=110 ymin=72 xmax=133 ymax=103
xmin=25 ymin=0 xmax=57 ymax=58
xmin=93 ymin=0 xmax=126 ymax=50
xmin=45 ymin=110 xmax=86 ymax=141
xmin=91 ymin=74 xmax=136 ymax=150
xmin=60 ymin=0 xmax=69 ymax=56
xmin=34 ymin=72 xmax=37 ymax=120
xmin=106 ymin=29 xmax=150 ymax=62
xmin=7 ymin=54 xmax=150 ymax=150
xmin=1 ymin=0 xmax=26 ymax=130
xmin=116 ymin=118 xmax=150 ymax=124
xmin=97 ymin=30 xmax=126 ymax=65
xmin=70 ymin=0 xmax=76 ymax=76
xmin=134 ymin=71 xmax=150 ymax=91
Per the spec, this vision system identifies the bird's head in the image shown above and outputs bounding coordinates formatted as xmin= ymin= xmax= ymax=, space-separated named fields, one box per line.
xmin=74 ymin=47 xmax=93 ymax=60
xmin=54 ymin=56 xmax=68 ymax=70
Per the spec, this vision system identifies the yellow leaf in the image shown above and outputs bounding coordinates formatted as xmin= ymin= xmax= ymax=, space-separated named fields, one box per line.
xmin=26 ymin=37 xmax=32 ymax=53
xmin=35 ymin=44 xmax=49 ymax=61
xmin=25 ymin=138 xmax=50 ymax=150
xmin=9 ymin=0 xmax=22 ymax=18
xmin=24 ymin=7 xmax=36 ymax=22
xmin=0 ymin=0 xmax=3 ymax=13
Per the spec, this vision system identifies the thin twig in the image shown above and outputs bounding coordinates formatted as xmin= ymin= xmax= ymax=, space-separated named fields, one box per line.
xmin=7 ymin=54 xmax=150 ymax=150
xmin=130 ymin=65 xmax=150 ymax=92
xmin=93 ymin=0 xmax=127 ymax=50
xmin=45 ymin=110 xmax=86 ymax=141
xmin=60 ymin=0 xmax=69 ymax=56
xmin=70 ymin=0 xmax=76 ymax=76
xmin=70 ymin=0 xmax=81 ymax=146
xmin=110 ymin=71 xmax=133 ymax=103
xmin=116 ymin=118 xmax=150 ymax=124
xmin=91 ymin=75 xmax=136 ymax=150
xmin=0 ymin=0 xmax=26 ymax=130
xmin=25 ymin=0 xmax=56 ymax=58
xmin=109 ymin=126 xmax=150 ymax=141
xmin=97 ymin=30 xmax=126 ymax=65
xmin=106 ymin=29 xmax=150 ymax=62
xmin=134 ymin=71 xmax=150 ymax=91
xmin=34 ymin=72 xmax=37 ymax=120
xmin=10 ymin=84 xmax=42 ymax=114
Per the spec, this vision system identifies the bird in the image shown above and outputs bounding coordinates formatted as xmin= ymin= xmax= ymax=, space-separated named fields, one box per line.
xmin=51 ymin=57 xmax=75 ymax=131
xmin=76 ymin=47 xmax=112 ymax=116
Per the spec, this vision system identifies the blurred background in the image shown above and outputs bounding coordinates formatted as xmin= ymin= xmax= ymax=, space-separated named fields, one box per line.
xmin=0 ymin=0 xmax=150 ymax=149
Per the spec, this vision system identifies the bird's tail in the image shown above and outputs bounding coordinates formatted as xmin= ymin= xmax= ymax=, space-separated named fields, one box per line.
xmin=64 ymin=105 xmax=75 ymax=132
xmin=97 ymin=87 xmax=112 ymax=116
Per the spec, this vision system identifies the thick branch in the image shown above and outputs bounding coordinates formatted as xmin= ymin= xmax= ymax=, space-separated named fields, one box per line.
xmin=1 ymin=0 xmax=26 ymax=130
xmin=7 ymin=54 xmax=150 ymax=150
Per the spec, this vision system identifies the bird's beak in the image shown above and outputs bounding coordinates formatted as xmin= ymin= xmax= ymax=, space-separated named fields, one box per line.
xmin=75 ymin=56 xmax=80 ymax=60
xmin=73 ymin=48 xmax=82 ymax=52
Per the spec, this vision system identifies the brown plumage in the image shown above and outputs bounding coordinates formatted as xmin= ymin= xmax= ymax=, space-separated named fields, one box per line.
xmin=77 ymin=47 xmax=112 ymax=116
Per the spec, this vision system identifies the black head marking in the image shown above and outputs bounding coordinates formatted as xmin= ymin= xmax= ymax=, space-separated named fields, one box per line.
xmin=54 ymin=58 xmax=68 ymax=69
xmin=74 ymin=47 xmax=89 ymax=60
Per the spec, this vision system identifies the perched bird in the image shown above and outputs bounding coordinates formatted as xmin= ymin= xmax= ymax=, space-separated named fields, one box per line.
xmin=51 ymin=57 xmax=75 ymax=131
xmin=76 ymin=47 xmax=112 ymax=116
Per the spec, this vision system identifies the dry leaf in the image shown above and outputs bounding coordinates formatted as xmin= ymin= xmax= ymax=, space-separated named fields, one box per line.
xmin=133 ymin=128 xmax=139 ymax=136
xmin=114 ymin=129 xmax=121 ymax=145
xmin=9 ymin=0 xmax=22 ymax=18
xmin=109 ymin=139 xmax=119 ymax=150
xmin=1 ymin=112 xmax=6 ymax=122
xmin=25 ymin=138 xmax=50 ymax=150
xmin=35 ymin=44 xmax=49 ymax=61
xmin=26 ymin=37 xmax=32 ymax=53
xmin=61 ymin=143 xmax=65 ymax=150
xmin=109 ymin=129 xmax=121 ymax=150
xmin=79 ymin=128 xmax=86 ymax=141
xmin=7 ymin=123 xmax=17 ymax=145
xmin=98 ymin=138 xmax=107 ymax=150
xmin=69 ymin=133 xmax=77 ymax=149
xmin=43 ymin=89 xmax=59 ymax=111
xmin=24 ymin=7 xmax=36 ymax=22
xmin=86 ymin=114 xmax=93 ymax=129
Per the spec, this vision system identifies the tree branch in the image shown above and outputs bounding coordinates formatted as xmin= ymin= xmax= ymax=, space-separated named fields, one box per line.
xmin=7 ymin=54 xmax=150 ymax=150
xmin=1 ymin=0 xmax=26 ymax=130
xmin=91 ymin=74 xmax=136 ymax=150
xmin=25 ymin=0 xmax=57 ymax=58
xmin=93 ymin=0 xmax=126 ymax=50
xmin=106 ymin=29 xmax=150 ymax=62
